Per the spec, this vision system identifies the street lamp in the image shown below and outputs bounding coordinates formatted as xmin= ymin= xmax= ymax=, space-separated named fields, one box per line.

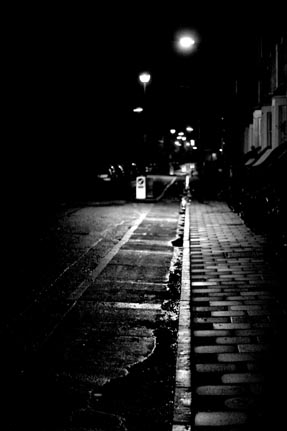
xmin=139 ymin=72 xmax=151 ymax=93
xmin=174 ymin=29 xmax=197 ymax=55
xmin=179 ymin=35 xmax=195 ymax=49
xmin=138 ymin=72 xmax=151 ymax=152
xmin=133 ymin=107 xmax=144 ymax=113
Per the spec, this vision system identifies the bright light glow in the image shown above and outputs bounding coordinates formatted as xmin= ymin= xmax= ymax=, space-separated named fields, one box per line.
xmin=133 ymin=107 xmax=143 ymax=113
xmin=174 ymin=141 xmax=181 ymax=146
xmin=181 ymin=136 xmax=186 ymax=141
xmin=193 ymin=146 xmax=197 ymax=150
xmin=170 ymin=129 xmax=176 ymax=134
xmin=174 ymin=29 xmax=197 ymax=54
xmin=139 ymin=72 xmax=151 ymax=84
xmin=190 ymin=140 xmax=195 ymax=146
xmin=178 ymin=132 xmax=184 ymax=136
xmin=186 ymin=126 xmax=193 ymax=132
xmin=179 ymin=36 xmax=195 ymax=49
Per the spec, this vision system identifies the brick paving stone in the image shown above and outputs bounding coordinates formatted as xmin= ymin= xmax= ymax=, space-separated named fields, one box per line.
xmin=213 ymin=323 xmax=251 ymax=330
xmin=193 ymin=317 xmax=230 ymax=324
xmin=234 ymin=329 xmax=266 ymax=336
xmin=211 ymin=311 xmax=245 ymax=317
xmin=215 ymin=336 xmax=252 ymax=344
xmin=247 ymin=309 xmax=271 ymax=316
xmin=196 ymin=363 xmax=238 ymax=373
xmin=196 ymin=385 xmax=246 ymax=396
xmin=194 ymin=330 xmax=231 ymax=337
xmin=192 ymin=288 xmax=221 ymax=293
xmin=195 ymin=411 xmax=249 ymax=426
xmin=173 ymin=201 xmax=287 ymax=430
xmin=237 ymin=344 xmax=269 ymax=353
xmin=172 ymin=425 xmax=191 ymax=431
xmin=210 ymin=301 xmax=243 ymax=306
xmin=221 ymin=373 xmax=264 ymax=384
xmin=193 ymin=306 xmax=227 ymax=312
xmin=231 ymin=305 xmax=262 ymax=310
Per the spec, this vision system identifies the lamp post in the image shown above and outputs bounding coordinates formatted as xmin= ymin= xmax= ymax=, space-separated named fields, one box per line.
xmin=138 ymin=72 xmax=151 ymax=151
xmin=139 ymin=72 xmax=151 ymax=94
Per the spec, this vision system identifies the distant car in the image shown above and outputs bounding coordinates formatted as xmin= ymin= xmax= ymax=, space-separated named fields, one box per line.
xmin=95 ymin=164 xmax=116 ymax=183
xmin=113 ymin=163 xmax=125 ymax=182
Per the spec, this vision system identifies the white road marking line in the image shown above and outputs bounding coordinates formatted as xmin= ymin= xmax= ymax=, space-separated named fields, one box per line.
xmin=41 ymin=207 xmax=153 ymax=344
xmin=63 ymin=208 xmax=152 ymax=301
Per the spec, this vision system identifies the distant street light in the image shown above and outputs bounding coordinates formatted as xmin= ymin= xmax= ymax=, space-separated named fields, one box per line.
xmin=138 ymin=72 xmax=151 ymax=148
xmin=133 ymin=107 xmax=144 ymax=113
xmin=139 ymin=72 xmax=151 ymax=93
xmin=186 ymin=126 xmax=194 ymax=132
xmin=179 ymin=35 xmax=195 ymax=49
xmin=174 ymin=29 xmax=197 ymax=55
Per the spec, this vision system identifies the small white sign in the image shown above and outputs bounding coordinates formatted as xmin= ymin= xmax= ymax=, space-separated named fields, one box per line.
xmin=136 ymin=176 xmax=146 ymax=199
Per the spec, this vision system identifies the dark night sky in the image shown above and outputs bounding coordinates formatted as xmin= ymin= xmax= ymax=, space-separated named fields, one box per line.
xmin=8 ymin=3 xmax=285 ymax=202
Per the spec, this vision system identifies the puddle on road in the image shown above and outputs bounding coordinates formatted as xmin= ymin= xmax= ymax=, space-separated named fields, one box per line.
xmin=84 ymin=244 xmax=183 ymax=431
xmin=50 ymin=239 xmax=183 ymax=430
xmin=92 ymin=324 xmax=179 ymax=431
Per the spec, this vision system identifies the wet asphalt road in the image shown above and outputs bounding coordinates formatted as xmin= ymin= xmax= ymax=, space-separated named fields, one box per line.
xmin=2 ymin=176 xmax=185 ymax=430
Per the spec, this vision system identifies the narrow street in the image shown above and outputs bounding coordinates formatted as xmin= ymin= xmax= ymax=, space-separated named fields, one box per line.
xmin=2 ymin=172 xmax=287 ymax=430
xmin=2 ymin=177 xmax=185 ymax=430
xmin=8 ymin=10 xmax=286 ymax=431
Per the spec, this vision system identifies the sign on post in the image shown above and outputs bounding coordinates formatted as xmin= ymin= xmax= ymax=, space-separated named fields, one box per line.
xmin=136 ymin=176 xmax=146 ymax=199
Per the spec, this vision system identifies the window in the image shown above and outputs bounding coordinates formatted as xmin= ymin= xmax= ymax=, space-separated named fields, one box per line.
xmin=267 ymin=111 xmax=272 ymax=148
xmin=279 ymin=104 xmax=287 ymax=145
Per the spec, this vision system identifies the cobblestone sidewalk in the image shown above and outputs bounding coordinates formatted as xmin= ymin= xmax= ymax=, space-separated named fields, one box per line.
xmin=173 ymin=201 xmax=287 ymax=430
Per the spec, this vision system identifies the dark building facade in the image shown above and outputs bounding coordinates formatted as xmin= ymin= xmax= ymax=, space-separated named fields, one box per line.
xmin=241 ymin=32 xmax=286 ymax=155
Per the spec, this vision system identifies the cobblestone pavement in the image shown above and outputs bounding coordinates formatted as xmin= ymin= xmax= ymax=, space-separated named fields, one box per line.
xmin=172 ymin=200 xmax=287 ymax=431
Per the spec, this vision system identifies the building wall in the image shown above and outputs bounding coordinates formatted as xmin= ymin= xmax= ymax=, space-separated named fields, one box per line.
xmin=272 ymin=95 xmax=287 ymax=149
xmin=243 ymin=127 xmax=249 ymax=153
xmin=261 ymin=105 xmax=272 ymax=150
xmin=253 ymin=109 xmax=262 ymax=149
xmin=240 ymin=33 xmax=286 ymax=156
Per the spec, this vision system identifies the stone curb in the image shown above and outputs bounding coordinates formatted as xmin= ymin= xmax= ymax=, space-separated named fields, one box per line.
xmin=172 ymin=200 xmax=192 ymax=430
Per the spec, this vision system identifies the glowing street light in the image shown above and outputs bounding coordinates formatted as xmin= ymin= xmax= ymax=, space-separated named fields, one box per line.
xmin=186 ymin=126 xmax=194 ymax=132
xmin=139 ymin=72 xmax=151 ymax=93
xmin=174 ymin=29 xmax=197 ymax=55
xmin=179 ymin=35 xmax=195 ymax=50
xmin=138 ymin=72 xmax=151 ymax=147
xmin=133 ymin=107 xmax=143 ymax=113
